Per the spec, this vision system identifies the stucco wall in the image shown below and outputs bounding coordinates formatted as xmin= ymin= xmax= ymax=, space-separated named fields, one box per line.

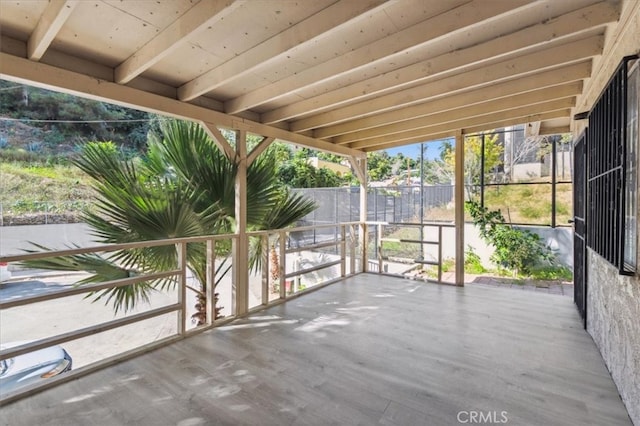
xmin=587 ymin=251 xmax=640 ymax=425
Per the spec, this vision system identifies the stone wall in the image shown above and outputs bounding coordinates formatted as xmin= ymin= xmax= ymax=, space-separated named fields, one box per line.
xmin=587 ymin=251 xmax=640 ymax=425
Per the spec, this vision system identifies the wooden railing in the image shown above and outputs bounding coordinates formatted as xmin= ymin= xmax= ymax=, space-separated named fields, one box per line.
xmin=371 ymin=221 xmax=456 ymax=283
xmin=0 ymin=222 xmax=369 ymax=404
xmin=0 ymin=220 xmax=452 ymax=403
xmin=0 ymin=233 xmax=236 ymax=404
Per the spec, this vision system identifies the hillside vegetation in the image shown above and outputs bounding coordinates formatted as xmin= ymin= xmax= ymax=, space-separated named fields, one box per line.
xmin=0 ymin=80 xmax=572 ymax=228
xmin=0 ymin=160 xmax=95 ymax=224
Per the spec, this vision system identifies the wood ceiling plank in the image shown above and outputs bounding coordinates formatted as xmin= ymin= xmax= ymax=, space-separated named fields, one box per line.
xmin=347 ymin=101 xmax=574 ymax=149
xmin=315 ymin=62 xmax=590 ymax=139
xmin=263 ymin=1 xmax=618 ymax=124
xmin=291 ymin=35 xmax=603 ymax=132
xmin=361 ymin=109 xmax=571 ymax=152
xmin=177 ymin=0 xmax=387 ymax=101
xmin=223 ymin=0 xmax=532 ymax=114
xmin=115 ymin=0 xmax=242 ymax=84
xmin=28 ymin=0 xmax=78 ymax=61
xmin=333 ymin=83 xmax=582 ymax=144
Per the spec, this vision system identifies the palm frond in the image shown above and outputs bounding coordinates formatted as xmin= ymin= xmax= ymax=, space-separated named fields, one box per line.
xmin=60 ymin=120 xmax=317 ymax=316
xmin=260 ymin=189 xmax=318 ymax=231
xmin=18 ymin=243 xmax=160 ymax=313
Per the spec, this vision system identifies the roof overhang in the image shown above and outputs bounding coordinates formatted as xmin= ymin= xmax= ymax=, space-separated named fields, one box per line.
xmin=0 ymin=0 xmax=627 ymax=154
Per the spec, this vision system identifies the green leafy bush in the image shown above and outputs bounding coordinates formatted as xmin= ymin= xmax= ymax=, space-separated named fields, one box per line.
xmin=464 ymin=246 xmax=486 ymax=274
xmin=529 ymin=265 xmax=573 ymax=281
xmin=466 ymin=201 xmax=554 ymax=275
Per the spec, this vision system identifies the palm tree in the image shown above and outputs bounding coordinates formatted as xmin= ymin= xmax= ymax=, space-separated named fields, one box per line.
xmin=23 ymin=120 xmax=316 ymax=324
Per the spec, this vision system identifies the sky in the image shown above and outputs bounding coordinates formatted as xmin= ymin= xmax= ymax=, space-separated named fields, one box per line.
xmin=384 ymin=137 xmax=453 ymax=160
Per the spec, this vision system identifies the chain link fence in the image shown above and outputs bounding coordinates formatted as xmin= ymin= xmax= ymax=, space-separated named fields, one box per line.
xmin=292 ymin=185 xmax=453 ymax=225
xmin=1 ymin=186 xmax=453 ymax=227
xmin=290 ymin=185 xmax=454 ymax=244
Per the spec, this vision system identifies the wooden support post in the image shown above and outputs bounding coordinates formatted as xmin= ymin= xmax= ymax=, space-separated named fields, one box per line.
xmin=438 ymin=225 xmax=443 ymax=283
xmin=349 ymin=155 xmax=368 ymax=272
xmin=261 ymin=235 xmax=269 ymax=306
xmin=455 ymin=130 xmax=465 ymax=286
xmin=377 ymin=223 xmax=383 ymax=273
xmin=206 ymin=239 xmax=216 ymax=325
xmin=176 ymin=242 xmax=188 ymax=334
xmin=349 ymin=224 xmax=356 ymax=275
xmin=279 ymin=231 xmax=286 ymax=299
xmin=201 ymin=122 xmax=236 ymax=160
xmin=233 ymin=129 xmax=249 ymax=315
xmin=340 ymin=225 xmax=346 ymax=278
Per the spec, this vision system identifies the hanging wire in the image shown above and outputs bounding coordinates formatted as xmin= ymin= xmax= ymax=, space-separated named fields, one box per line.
xmin=0 ymin=117 xmax=160 ymax=124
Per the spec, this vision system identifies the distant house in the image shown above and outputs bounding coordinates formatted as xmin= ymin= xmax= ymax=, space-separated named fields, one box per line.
xmin=307 ymin=157 xmax=352 ymax=177
xmin=499 ymin=125 xmax=572 ymax=181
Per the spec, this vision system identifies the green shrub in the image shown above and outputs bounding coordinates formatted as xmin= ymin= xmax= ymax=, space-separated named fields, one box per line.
xmin=529 ymin=265 xmax=573 ymax=281
xmin=441 ymin=258 xmax=455 ymax=273
xmin=464 ymin=246 xmax=486 ymax=274
xmin=465 ymin=200 xmax=554 ymax=275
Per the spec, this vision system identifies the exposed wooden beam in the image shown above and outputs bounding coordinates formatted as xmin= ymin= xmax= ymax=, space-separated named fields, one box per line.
xmin=201 ymin=122 xmax=236 ymax=160
xmin=224 ymin=0 xmax=532 ymax=114
xmin=315 ymin=62 xmax=589 ymax=139
xmin=525 ymin=121 xmax=542 ymax=137
xmin=539 ymin=125 xmax=571 ymax=135
xmin=574 ymin=0 xmax=640 ymax=115
xmin=334 ymin=83 xmax=582 ymax=144
xmin=362 ymin=109 xmax=571 ymax=152
xmin=27 ymin=0 xmax=78 ymax=61
xmin=247 ymin=137 xmax=275 ymax=166
xmin=291 ymin=35 xmax=603 ymax=132
xmin=348 ymin=155 xmax=367 ymax=187
xmin=263 ymin=1 xmax=618 ymax=124
xmin=178 ymin=0 xmax=386 ymax=101
xmin=350 ymin=105 xmax=574 ymax=150
xmin=0 ymin=52 xmax=364 ymax=159
xmin=115 ymin=0 xmax=241 ymax=84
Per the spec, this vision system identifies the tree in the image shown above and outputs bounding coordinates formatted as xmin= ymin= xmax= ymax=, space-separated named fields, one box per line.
xmin=22 ymin=120 xmax=316 ymax=324
xmin=503 ymin=135 xmax=547 ymax=182
xmin=0 ymin=80 xmax=152 ymax=152
xmin=367 ymin=151 xmax=393 ymax=181
xmin=442 ymin=132 xmax=503 ymax=197
xmin=276 ymin=147 xmax=346 ymax=188
xmin=277 ymin=157 xmax=344 ymax=188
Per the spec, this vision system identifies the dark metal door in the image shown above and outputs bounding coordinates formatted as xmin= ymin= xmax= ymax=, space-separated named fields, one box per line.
xmin=573 ymin=131 xmax=587 ymax=328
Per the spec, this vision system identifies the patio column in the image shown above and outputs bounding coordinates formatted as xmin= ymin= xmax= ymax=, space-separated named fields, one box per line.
xmin=349 ymin=156 xmax=368 ymax=271
xmin=234 ymin=129 xmax=249 ymax=315
xmin=455 ymin=130 xmax=465 ymax=286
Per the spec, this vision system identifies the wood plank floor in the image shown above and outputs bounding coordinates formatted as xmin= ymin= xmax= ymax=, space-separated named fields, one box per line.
xmin=1 ymin=274 xmax=631 ymax=426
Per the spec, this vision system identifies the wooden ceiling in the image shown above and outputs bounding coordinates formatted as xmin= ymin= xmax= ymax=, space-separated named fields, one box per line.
xmin=0 ymin=0 xmax=624 ymax=154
